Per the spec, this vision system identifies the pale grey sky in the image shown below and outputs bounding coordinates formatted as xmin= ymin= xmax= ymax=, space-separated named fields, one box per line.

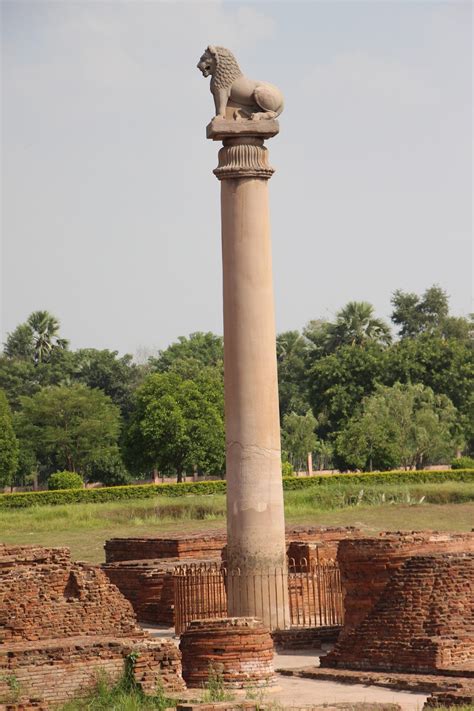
xmin=2 ymin=0 xmax=472 ymax=356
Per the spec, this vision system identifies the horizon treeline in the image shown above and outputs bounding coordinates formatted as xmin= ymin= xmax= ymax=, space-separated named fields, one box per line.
xmin=0 ymin=285 xmax=472 ymax=488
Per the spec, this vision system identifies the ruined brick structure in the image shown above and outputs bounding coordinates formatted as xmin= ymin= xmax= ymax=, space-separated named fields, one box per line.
xmin=102 ymin=557 xmax=222 ymax=626
xmin=104 ymin=532 xmax=227 ymax=563
xmin=179 ymin=618 xmax=274 ymax=688
xmin=286 ymin=526 xmax=364 ymax=565
xmin=323 ymin=533 xmax=474 ymax=674
xmin=0 ymin=545 xmax=184 ymax=706
xmin=102 ymin=528 xmax=357 ymax=628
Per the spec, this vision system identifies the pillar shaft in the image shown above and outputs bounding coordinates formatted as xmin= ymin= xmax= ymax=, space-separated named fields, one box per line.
xmin=210 ymin=127 xmax=288 ymax=628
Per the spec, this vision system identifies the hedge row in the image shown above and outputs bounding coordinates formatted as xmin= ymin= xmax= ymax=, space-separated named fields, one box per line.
xmin=1 ymin=469 xmax=473 ymax=510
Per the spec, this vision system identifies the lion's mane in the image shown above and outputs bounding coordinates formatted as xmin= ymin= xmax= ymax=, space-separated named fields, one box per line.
xmin=212 ymin=46 xmax=243 ymax=89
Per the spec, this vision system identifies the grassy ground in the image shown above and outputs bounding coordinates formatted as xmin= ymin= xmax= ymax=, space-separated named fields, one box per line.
xmin=0 ymin=481 xmax=473 ymax=563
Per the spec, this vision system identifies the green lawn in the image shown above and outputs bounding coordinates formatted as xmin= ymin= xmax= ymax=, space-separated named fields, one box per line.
xmin=0 ymin=481 xmax=473 ymax=563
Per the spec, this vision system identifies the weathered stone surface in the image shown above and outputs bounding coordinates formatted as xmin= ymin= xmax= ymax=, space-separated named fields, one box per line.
xmin=180 ymin=618 xmax=274 ymax=688
xmin=206 ymin=118 xmax=279 ymax=141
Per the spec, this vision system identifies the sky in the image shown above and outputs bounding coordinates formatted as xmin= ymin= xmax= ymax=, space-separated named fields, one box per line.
xmin=1 ymin=0 xmax=472 ymax=357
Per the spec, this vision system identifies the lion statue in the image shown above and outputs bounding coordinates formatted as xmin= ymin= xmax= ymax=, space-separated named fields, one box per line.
xmin=197 ymin=45 xmax=284 ymax=121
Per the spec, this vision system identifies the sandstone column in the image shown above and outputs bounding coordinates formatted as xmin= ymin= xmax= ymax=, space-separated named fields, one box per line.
xmin=208 ymin=119 xmax=288 ymax=629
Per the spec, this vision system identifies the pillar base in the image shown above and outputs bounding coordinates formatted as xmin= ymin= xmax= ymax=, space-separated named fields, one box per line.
xmin=179 ymin=617 xmax=275 ymax=688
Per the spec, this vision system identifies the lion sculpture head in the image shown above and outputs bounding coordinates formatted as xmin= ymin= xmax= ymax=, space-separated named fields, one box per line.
xmin=197 ymin=45 xmax=243 ymax=88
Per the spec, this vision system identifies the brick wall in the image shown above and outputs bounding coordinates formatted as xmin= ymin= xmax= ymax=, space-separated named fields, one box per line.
xmin=286 ymin=527 xmax=364 ymax=565
xmin=335 ymin=532 xmax=474 ymax=635
xmin=271 ymin=625 xmax=341 ymax=650
xmin=104 ymin=533 xmax=227 ymax=563
xmin=0 ymin=637 xmax=183 ymax=705
xmin=102 ymin=557 xmax=221 ymax=625
xmin=179 ymin=618 xmax=274 ymax=689
xmin=0 ymin=545 xmax=184 ymax=705
xmin=104 ymin=527 xmax=361 ymax=565
xmin=323 ymin=546 xmax=474 ymax=674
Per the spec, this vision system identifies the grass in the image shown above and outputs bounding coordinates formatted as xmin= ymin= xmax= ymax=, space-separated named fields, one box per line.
xmin=58 ymin=669 xmax=172 ymax=710
xmin=0 ymin=482 xmax=473 ymax=563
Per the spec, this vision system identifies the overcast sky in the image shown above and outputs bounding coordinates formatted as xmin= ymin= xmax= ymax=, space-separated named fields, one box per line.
xmin=1 ymin=0 xmax=472 ymax=357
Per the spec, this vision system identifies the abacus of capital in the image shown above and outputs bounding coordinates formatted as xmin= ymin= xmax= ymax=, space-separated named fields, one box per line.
xmin=198 ymin=46 xmax=289 ymax=629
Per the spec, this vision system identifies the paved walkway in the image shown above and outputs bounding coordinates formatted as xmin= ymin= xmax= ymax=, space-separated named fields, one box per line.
xmin=144 ymin=626 xmax=428 ymax=710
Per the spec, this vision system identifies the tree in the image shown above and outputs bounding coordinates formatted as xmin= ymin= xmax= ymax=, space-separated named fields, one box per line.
xmin=325 ymin=302 xmax=392 ymax=350
xmin=3 ymin=311 xmax=69 ymax=364
xmin=383 ymin=335 xmax=474 ymax=452
xmin=124 ymin=370 xmax=225 ymax=482
xmin=0 ymin=389 xmax=19 ymax=487
xmin=307 ymin=343 xmax=386 ymax=438
xmin=72 ymin=349 xmax=142 ymax=416
xmin=281 ymin=411 xmax=318 ymax=471
xmin=276 ymin=331 xmax=310 ymax=417
xmin=335 ymin=383 xmax=461 ymax=471
xmin=150 ymin=332 xmax=223 ymax=378
xmin=390 ymin=285 xmax=471 ymax=340
xmin=15 ymin=384 xmax=121 ymax=476
xmin=3 ymin=323 xmax=35 ymax=360
xmin=27 ymin=311 xmax=69 ymax=363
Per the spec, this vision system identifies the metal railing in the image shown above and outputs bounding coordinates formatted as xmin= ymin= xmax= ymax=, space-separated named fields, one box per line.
xmin=173 ymin=558 xmax=344 ymax=635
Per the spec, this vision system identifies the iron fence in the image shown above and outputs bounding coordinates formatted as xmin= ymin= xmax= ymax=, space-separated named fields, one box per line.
xmin=173 ymin=558 xmax=344 ymax=635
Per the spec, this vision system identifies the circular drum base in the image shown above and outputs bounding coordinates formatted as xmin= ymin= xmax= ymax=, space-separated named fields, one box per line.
xmin=179 ymin=617 xmax=275 ymax=689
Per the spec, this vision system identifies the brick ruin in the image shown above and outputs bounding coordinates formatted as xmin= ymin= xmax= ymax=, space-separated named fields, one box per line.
xmin=179 ymin=617 xmax=274 ymax=689
xmin=102 ymin=527 xmax=360 ymax=628
xmin=102 ymin=557 xmax=221 ymax=626
xmin=323 ymin=532 xmax=474 ymax=674
xmin=0 ymin=544 xmax=184 ymax=707
xmin=104 ymin=532 xmax=227 ymax=563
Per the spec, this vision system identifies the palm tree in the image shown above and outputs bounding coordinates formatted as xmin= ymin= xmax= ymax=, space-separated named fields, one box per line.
xmin=327 ymin=302 xmax=392 ymax=349
xmin=27 ymin=311 xmax=68 ymax=363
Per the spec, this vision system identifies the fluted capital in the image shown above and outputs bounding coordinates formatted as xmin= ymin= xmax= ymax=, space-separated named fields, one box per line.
xmin=214 ymin=137 xmax=274 ymax=181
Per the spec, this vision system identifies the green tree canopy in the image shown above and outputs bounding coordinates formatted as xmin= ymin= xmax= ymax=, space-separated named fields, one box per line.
xmin=335 ymin=382 xmax=462 ymax=471
xmin=3 ymin=323 xmax=35 ymax=360
xmin=276 ymin=330 xmax=310 ymax=417
xmin=15 ymin=384 xmax=121 ymax=476
xmin=124 ymin=370 xmax=225 ymax=481
xmin=383 ymin=335 xmax=474 ymax=451
xmin=0 ymin=389 xmax=19 ymax=487
xmin=390 ymin=285 xmax=471 ymax=340
xmin=281 ymin=410 xmax=318 ymax=471
xmin=72 ymin=348 xmax=142 ymax=416
xmin=302 ymin=303 xmax=391 ymax=359
xmin=324 ymin=301 xmax=392 ymax=350
xmin=307 ymin=342 xmax=385 ymax=438
xmin=150 ymin=332 xmax=223 ymax=379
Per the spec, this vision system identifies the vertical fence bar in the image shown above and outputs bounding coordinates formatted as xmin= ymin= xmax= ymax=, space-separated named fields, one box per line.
xmin=172 ymin=558 xmax=343 ymax=633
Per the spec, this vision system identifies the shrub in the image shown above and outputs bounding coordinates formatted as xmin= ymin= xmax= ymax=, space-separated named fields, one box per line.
xmin=281 ymin=461 xmax=294 ymax=477
xmin=452 ymin=456 xmax=474 ymax=470
xmin=48 ymin=471 xmax=84 ymax=491
xmin=0 ymin=469 xmax=472 ymax=509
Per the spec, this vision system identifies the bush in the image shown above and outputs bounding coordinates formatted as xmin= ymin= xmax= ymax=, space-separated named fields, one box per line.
xmin=281 ymin=461 xmax=294 ymax=477
xmin=452 ymin=456 xmax=474 ymax=470
xmin=0 ymin=469 xmax=472 ymax=509
xmin=48 ymin=471 xmax=84 ymax=491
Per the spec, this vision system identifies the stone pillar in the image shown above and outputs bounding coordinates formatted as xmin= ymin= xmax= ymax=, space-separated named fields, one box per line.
xmin=208 ymin=119 xmax=289 ymax=629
